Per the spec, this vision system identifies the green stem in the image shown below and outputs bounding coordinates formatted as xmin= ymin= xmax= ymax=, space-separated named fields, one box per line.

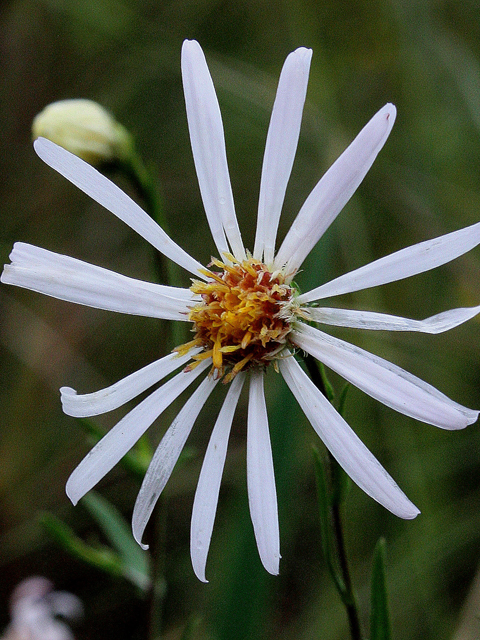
xmin=328 ymin=450 xmax=362 ymax=640
xmin=304 ymin=354 xmax=363 ymax=640
xmin=145 ymin=500 xmax=167 ymax=640
xmin=122 ymin=152 xmax=179 ymax=285
xmin=110 ymin=146 xmax=174 ymax=639
xmin=115 ymin=147 xmax=185 ymax=349
xmin=122 ymin=150 xmax=166 ymax=229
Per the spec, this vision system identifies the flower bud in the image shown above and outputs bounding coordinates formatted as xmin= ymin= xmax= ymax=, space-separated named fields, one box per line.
xmin=32 ymin=99 xmax=131 ymax=165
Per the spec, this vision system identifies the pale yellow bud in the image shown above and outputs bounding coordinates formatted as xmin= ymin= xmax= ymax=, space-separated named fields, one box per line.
xmin=32 ymin=99 xmax=131 ymax=165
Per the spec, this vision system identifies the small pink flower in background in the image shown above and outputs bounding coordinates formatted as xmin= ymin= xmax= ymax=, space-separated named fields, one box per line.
xmin=2 ymin=40 xmax=479 ymax=580
xmin=1 ymin=577 xmax=82 ymax=640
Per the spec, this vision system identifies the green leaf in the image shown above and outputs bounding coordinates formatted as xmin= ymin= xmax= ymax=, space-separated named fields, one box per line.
xmin=327 ymin=385 xmax=351 ymax=506
xmin=40 ymin=506 xmax=151 ymax=592
xmin=370 ymin=537 xmax=391 ymax=640
xmin=180 ymin=615 xmax=202 ymax=640
xmin=328 ymin=452 xmax=351 ymax=508
xmin=337 ymin=383 xmax=350 ymax=418
xmin=318 ymin=362 xmax=335 ymax=403
xmin=39 ymin=512 xmax=124 ymax=577
xmin=303 ymin=355 xmax=335 ymax=403
xmin=82 ymin=491 xmax=151 ymax=591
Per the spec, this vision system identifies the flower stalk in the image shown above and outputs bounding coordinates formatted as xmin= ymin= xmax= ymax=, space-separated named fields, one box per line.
xmin=115 ymin=142 xmax=184 ymax=347
xmin=307 ymin=354 xmax=362 ymax=640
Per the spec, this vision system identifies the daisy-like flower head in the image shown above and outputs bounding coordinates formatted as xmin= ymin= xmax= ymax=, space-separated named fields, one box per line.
xmin=3 ymin=40 xmax=480 ymax=581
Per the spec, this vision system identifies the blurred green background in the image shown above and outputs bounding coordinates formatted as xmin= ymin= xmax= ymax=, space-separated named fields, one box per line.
xmin=1 ymin=0 xmax=480 ymax=638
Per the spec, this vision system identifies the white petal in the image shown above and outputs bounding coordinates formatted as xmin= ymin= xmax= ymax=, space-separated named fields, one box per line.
xmin=190 ymin=372 xmax=245 ymax=582
xmin=182 ymin=40 xmax=245 ymax=261
xmin=305 ymin=304 xmax=480 ymax=333
xmin=33 ymin=138 xmax=204 ymax=277
xmin=247 ymin=370 xmax=280 ymax=575
xmin=61 ymin=349 xmax=201 ymax=417
xmin=292 ymin=323 xmax=479 ymax=429
xmin=66 ymin=359 xmax=211 ymax=505
xmin=253 ymin=47 xmax=312 ymax=265
xmin=279 ymin=355 xmax=419 ymax=518
xmin=298 ymin=220 xmax=480 ymax=303
xmin=1 ymin=243 xmax=194 ymax=320
xmin=274 ymin=104 xmax=396 ymax=275
xmin=132 ymin=373 xmax=218 ymax=549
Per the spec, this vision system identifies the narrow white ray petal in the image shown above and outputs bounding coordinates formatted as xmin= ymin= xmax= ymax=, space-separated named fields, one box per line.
xmin=191 ymin=373 xmax=245 ymax=582
xmin=292 ymin=323 xmax=479 ymax=429
xmin=66 ymin=359 xmax=211 ymax=505
xmin=298 ymin=220 xmax=480 ymax=303
xmin=274 ymin=104 xmax=396 ymax=275
xmin=33 ymin=138 xmax=204 ymax=277
xmin=61 ymin=349 xmax=201 ymax=417
xmin=247 ymin=370 xmax=280 ymax=575
xmin=305 ymin=305 xmax=480 ymax=333
xmin=132 ymin=374 xmax=218 ymax=550
xmin=2 ymin=243 xmax=193 ymax=301
xmin=182 ymin=40 xmax=245 ymax=261
xmin=2 ymin=243 xmax=195 ymax=320
xmin=279 ymin=356 xmax=419 ymax=518
xmin=254 ymin=47 xmax=312 ymax=265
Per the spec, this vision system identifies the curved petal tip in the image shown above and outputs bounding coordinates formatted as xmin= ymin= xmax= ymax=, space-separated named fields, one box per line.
xmin=382 ymin=102 xmax=396 ymax=128
xmin=133 ymin=530 xmax=149 ymax=551
xmin=291 ymin=46 xmax=313 ymax=62
xmin=65 ymin=479 xmax=79 ymax=507
xmin=181 ymin=39 xmax=202 ymax=57
xmin=404 ymin=505 xmax=421 ymax=520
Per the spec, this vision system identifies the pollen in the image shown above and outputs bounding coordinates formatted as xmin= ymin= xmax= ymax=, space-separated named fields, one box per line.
xmin=179 ymin=255 xmax=295 ymax=381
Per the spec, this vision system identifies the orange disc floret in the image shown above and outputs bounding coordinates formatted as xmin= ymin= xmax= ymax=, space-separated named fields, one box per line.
xmin=180 ymin=256 xmax=294 ymax=381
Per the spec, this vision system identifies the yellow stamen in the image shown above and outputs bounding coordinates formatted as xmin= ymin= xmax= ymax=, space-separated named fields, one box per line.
xmin=178 ymin=256 xmax=295 ymax=382
xmin=174 ymin=337 xmax=203 ymax=356
xmin=212 ymin=337 xmax=223 ymax=369
xmin=223 ymin=353 xmax=254 ymax=383
xmin=241 ymin=332 xmax=252 ymax=349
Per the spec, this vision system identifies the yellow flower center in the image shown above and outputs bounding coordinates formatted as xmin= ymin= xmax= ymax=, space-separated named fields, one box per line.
xmin=178 ymin=255 xmax=295 ymax=382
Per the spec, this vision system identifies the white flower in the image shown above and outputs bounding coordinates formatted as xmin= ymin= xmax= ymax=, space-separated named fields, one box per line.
xmin=3 ymin=40 xmax=480 ymax=581
xmin=1 ymin=577 xmax=83 ymax=640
